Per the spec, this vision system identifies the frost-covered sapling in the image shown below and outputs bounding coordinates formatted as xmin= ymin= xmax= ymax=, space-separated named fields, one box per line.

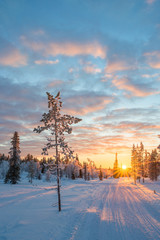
xmin=33 ymin=92 xmax=81 ymax=211
xmin=28 ymin=160 xmax=35 ymax=183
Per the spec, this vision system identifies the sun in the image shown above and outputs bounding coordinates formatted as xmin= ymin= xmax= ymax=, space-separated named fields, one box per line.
xmin=122 ymin=165 xmax=127 ymax=170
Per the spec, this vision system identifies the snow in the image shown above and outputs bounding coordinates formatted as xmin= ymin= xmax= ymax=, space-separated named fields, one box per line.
xmin=0 ymin=178 xmax=160 ymax=240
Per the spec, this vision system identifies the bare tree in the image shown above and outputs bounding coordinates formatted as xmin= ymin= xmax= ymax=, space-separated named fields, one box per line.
xmin=34 ymin=92 xmax=81 ymax=211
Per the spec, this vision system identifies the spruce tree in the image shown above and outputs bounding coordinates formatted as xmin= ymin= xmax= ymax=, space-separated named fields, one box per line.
xmin=5 ymin=132 xmax=21 ymax=184
xmin=149 ymin=149 xmax=158 ymax=181
xmin=113 ymin=153 xmax=119 ymax=178
xmin=131 ymin=144 xmax=137 ymax=184
xmin=99 ymin=167 xmax=103 ymax=181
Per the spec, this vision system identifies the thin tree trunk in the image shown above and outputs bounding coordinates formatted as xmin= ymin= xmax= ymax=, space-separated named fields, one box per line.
xmin=133 ymin=164 xmax=136 ymax=185
xmin=55 ymin=119 xmax=61 ymax=212
xmin=155 ymin=159 xmax=157 ymax=181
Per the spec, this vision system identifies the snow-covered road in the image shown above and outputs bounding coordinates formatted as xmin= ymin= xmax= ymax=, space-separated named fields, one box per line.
xmin=0 ymin=178 xmax=160 ymax=240
xmin=69 ymin=178 xmax=160 ymax=240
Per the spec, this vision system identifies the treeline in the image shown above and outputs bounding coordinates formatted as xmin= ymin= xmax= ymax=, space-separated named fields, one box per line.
xmin=0 ymin=151 xmax=102 ymax=183
xmin=0 ymin=132 xmax=103 ymax=183
xmin=131 ymin=142 xmax=160 ymax=183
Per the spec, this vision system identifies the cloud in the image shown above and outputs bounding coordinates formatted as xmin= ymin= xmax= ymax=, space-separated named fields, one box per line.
xmin=0 ymin=49 xmax=27 ymax=67
xmin=95 ymin=107 xmax=160 ymax=123
xmin=0 ymin=77 xmax=46 ymax=125
xmin=67 ymin=132 xmax=131 ymax=156
xmin=63 ymin=93 xmax=113 ymax=116
xmin=0 ymin=37 xmax=27 ymax=67
xmin=141 ymin=73 xmax=159 ymax=78
xmin=21 ymin=36 xmax=106 ymax=58
xmin=146 ymin=0 xmax=156 ymax=4
xmin=144 ymin=51 xmax=160 ymax=69
xmin=112 ymin=77 xmax=159 ymax=97
xmin=0 ymin=77 xmax=49 ymax=154
xmin=69 ymin=68 xmax=74 ymax=73
xmin=83 ymin=65 xmax=101 ymax=74
xmin=106 ymin=60 xmax=133 ymax=73
xmin=93 ymin=121 xmax=160 ymax=145
xmin=34 ymin=59 xmax=59 ymax=65
xmin=113 ymin=121 xmax=160 ymax=131
xmin=0 ymin=47 xmax=27 ymax=67
xmin=47 ymin=80 xmax=64 ymax=88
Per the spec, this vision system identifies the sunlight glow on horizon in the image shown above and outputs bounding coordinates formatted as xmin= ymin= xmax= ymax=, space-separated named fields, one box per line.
xmin=122 ymin=165 xmax=127 ymax=170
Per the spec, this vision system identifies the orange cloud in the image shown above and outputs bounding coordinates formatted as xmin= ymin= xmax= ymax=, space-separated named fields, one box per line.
xmin=63 ymin=95 xmax=113 ymax=115
xmin=106 ymin=60 xmax=134 ymax=73
xmin=114 ymin=122 xmax=160 ymax=131
xmin=0 ymin=49 xmax=27 ymax=67
xmin=21 ymin=36 xmax=106 ymax=58
xmin=47 ymin=80 xmax=64 ymax=87
xmin=35 ymin=59 xmax=59 ymax=65
xmin=68 ymin=68 xmax=74 ymax=73
xmin=144 ymin=51 xmax=160 ymax=69
xmin=112 ymin=78 xmax=158 ymax=97
xmin=83 ymin=65 xmax=101 ymax=74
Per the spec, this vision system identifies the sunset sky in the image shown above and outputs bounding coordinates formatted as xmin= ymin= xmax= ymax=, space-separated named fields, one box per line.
xmin=0 ymin=0 xmax=160 ymax=168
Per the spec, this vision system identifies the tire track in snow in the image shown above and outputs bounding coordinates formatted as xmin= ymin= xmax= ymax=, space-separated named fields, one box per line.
xmin=68 ymin=178 xmax=160 ymax=240
xmin=68 ymin=180 xmax=112 ymax=240
xmin=122 ymin=182 xmax=160 ymax=239
xmin=114 ymin=179 xmax=160 ymax=240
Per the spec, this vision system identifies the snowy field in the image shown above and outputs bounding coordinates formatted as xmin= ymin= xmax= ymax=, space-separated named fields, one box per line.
xmin=0 ymin=178 xmax=160 ymax=240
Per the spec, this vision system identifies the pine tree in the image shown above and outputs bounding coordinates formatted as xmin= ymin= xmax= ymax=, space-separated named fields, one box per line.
xmin=99 ymin=166 xmax=103 ymax=180
xmin=149 ymin=149 xmax=158 ymax=181
xmin=79 ymin=169 xmax=83 ymax=178
xmin=144 ymin=150 xmax=150 ymax=177
xmin=136 ymin=142 xmax=144 ymax=182
xmin=83 ymin=162 xmax=87 ymax=180
xmin=5 ymin=132 xmax=21 ymax=184
xmin=113 ymin=153 xmax=119 ymax=178
xmin=25 ymin=153 xmax=33 ymax=162
xmin=140 ymin=142 xmax=144 ymax=182
xmin=34 ymin=92 xmax=81 ymax=211
xmin=131 ymin=144 xmax=137 ymax=184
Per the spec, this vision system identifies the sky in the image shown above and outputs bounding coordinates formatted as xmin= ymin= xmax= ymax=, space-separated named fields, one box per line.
xmin=0 ymin=0 xmax=160 ymax=168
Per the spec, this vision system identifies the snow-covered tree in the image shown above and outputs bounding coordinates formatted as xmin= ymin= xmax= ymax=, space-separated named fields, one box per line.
xmin=25 ymin=153 xmax=34 ymax=162
xmin=0 ymin=160 xmax=9 ymax=179
xmin=131 ymin=144 xmax=137 ymax=184
xmin=144 ymin=150 xmax=150 ymax=177
xmin=131 ymin=142 xmax=145 ymax=183
xmin=45 ymin=169 xmax=51 ymax=181
xmin=99 ymin=166 xmax=103 ymax=180
xmin=113 ymin=153 xmax=119 ymax=178
xmin=35 ymin=161 xmax=41 ymax=180
xmin=5 ymin=132 xmax=21 ymax=184
xmin=136 ymin=142 xmax=144 ymax=182
xmin=33 ymin=92 xmax=81 ymax=211
xmin=28 ymin=160 xmax=35 ymax=183
xmin=83 ymin=162 xmax=88 ymax=180
xmin=148 ymin=149 xmax=159 ymax=181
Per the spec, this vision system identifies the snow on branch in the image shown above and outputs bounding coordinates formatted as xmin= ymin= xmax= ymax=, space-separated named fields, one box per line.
xmin=33 ymin=91 xmax=82 ymax=158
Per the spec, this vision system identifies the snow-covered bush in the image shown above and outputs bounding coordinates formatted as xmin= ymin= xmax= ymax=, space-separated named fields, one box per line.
xmin=0 ymin=160 xmax=9 ymax=179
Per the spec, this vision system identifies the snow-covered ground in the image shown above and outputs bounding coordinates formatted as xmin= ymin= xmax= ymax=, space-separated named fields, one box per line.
xmin=0 ymin=178 xmax=160 ymax=240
